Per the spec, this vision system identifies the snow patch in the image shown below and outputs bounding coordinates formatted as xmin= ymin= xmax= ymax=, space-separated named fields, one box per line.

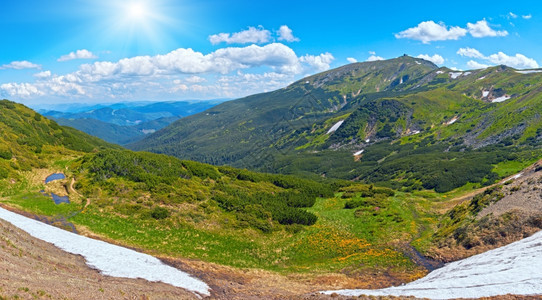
xmin=492 ymin=96 xmax=511 ymax=103
xmin=411 ymin=130 xmax=420 ymax=135
xmin=0 ymin=207 xmax=210 ymax=296
xmin=449 ymin=72 xmax=463 ymax=79
xmin=415 ymin=61 xmax=421 ymax=65
xmin=516 ymin=70 xmax=542 ymax=74
xmin=327 ymin=120 xmax=344 ymax=134
xmin=322 ymin=229 xmax=542 ymax=299
xmin=482 ymin=91 xmax=490 ymax=98
xmin=478 ymin=76 xmax=487 ymax=81
xmin=436 ymin=71 xmax=444 ymax=74
xmin=353 ymin=150 xmax=364 ymax=156
xmin=446 ymin=117 xmax=458 ymax=125
xmin=510 ymin=173 xmax=523 ymax=180
xmin=365 ymin=139 xmax=371 ymax=143
xmin=463 ymin=72 xmax=472 ymax=76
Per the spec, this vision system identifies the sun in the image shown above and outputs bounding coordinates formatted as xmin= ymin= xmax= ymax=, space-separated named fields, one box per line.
xmin=127 ymin=2 xmax=146 ymax=20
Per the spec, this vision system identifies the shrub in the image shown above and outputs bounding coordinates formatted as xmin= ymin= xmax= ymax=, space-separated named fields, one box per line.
xmin=151 ymin=207 xmax=170 ymax=220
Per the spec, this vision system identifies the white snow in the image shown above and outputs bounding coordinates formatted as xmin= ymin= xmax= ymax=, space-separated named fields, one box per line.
xmin=482 ymin=90 xmax=490 ymax=97
xmin=478 ymin=76 xmax=487 ymax=80
xmin=323 ymin=229 xmax=542 ymax=299
xmin=365 ymin=139 xmax=371 ymax=143
xmin=446 ymin=117 xmax=458 ymax=125
xmin=511 ymin=173 xmax=523 ymax=180
xmin=305 ymin=81 xmax=310 ymax=84
xmin=449 ymin=72 xmax=463 ymax=79
xmin=327 ymin=120 xmax=344 ymax=134
xmin=493 ymin=96 xmax=511 ymax=103
xmin=464 ymin=72 xmax=472 ymax=76
xmin=415 ymin=61 xmax=421 ymax=65
xmin=411 ymin=130 xmax=420 ymax=135
xmin=436 ymin=71 xmax=444 ymax=74
xmin=516 ymin=70 xmax=542 ymax=74
xmin=353 ymin=150 xmax=364 ymax=156
xmin=0 ymin=207 xmax=210 ymax=296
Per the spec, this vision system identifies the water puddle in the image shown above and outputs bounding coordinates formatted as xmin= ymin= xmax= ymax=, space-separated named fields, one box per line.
xmin=45 ymin=173 xmax=66 ymax=184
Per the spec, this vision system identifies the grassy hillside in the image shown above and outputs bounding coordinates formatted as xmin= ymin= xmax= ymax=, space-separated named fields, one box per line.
xmin=130 ymin=58 xmax=542 ymax=194
xmin=0 ymin=99 xmax=116 ymax=183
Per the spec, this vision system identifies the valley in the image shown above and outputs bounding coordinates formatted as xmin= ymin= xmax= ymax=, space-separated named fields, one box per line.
xmin=1 ymin=56 xmax=542 ymax=299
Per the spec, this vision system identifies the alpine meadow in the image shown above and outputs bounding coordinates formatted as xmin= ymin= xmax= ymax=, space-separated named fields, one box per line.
xmin=1 ymin=1 xmax=542 ymax=299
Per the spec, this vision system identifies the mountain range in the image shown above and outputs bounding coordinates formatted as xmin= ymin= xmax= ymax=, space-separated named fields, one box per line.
xmin=40 ymin=100 xmax=224 ymax=145
xmin=130 ymin=56 xmax=542 ymax=193
xmin=1 ymin=55 xmax=542 ymax=298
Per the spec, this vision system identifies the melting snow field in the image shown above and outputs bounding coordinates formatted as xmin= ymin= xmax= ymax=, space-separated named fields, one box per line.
xmin=493 ymin=95 xmax=511 ymax=103
xmin=323 ymin=230 xmax=542 ymax=299
xmin=449 ymin=72 xmax=462 ymax=79
xmin=327 ymin=120 xmax=344 ymax=134
xmin=0 ymin=207 xmax=210 ymax=297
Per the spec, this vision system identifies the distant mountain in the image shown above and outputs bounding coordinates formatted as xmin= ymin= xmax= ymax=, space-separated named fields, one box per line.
xmin=54 ymin=116 xmax=180 ymax=145
xmin=42 ymin=100 xmax=225 ymax=145
xmin=130 ymin=56 xmax=542 ymax=192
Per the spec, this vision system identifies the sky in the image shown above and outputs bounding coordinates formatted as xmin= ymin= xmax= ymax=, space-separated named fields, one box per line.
xmin=0 ymin=0 xmax=541 ymax=105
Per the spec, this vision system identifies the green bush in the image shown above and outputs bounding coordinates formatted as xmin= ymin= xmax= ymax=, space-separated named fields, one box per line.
xmin=151 ymin=207 xmax=170 ymax=220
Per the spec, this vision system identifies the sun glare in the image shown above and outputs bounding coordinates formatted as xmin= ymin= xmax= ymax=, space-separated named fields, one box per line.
xmin=127 ymin=2 xmax=146 ymax=20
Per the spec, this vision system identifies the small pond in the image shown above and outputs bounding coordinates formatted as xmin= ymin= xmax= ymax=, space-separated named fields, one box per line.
xmin=45 ymin=173 xmax=66 ymax=184
xmin=40 ymin=190 xmax=70 ymax=205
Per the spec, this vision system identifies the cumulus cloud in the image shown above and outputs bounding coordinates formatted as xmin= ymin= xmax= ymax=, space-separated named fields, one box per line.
xmin=509 ymin=12 xmax=518 ymax=19
xmin=395 ymin=21 xmax=467 ymax=44
xmin=299 ymin=53 xmax=334 ymax=72
xmin=277 ymin=25 xmax=299 ymax=42
xmin=58 ymin=49 xmax=98 ymax=62
xmin=416 ymin=54 xmax=444 ymax=65
xmin=34 ymin=70 xmax=52 ymax=79
xmin=458 ymin=47 xmax=539 ymax=69
xmin=209 ymin=26 xmax=271 ymax=45
xmin=467 ymin=60 xmax=490 ymax=69
xmin=1 ymin=43 xmax=334 ymax=100
xmin=457 ymin=47 xmax=485 ymax=59
xmin=467 ymin=20 xmax=508 ymax=38
xmin=184 ymin=75 xmax=206 ymax=83
xmin=0 ymin=83 xmax=43 ymax=97
xmin=347 ymin=57 xmax=358 ymax=63
xmin=0 ymin=60 xmax=41 ymax=70
xmin=523 ymin=14 xmax=532 ymax=20
xmin=487 ymin=52 xmax=539 ymax=68
xmin=367 ymin=55 xmax=384 ymax=62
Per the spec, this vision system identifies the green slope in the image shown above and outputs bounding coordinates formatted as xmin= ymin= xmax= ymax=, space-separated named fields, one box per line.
xmin=0 ymin=99 xmax=117 ymax=181
xmin=129 ymin=57 xmax=542 ymax=193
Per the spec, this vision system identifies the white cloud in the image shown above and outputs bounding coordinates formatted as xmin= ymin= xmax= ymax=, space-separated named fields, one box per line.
xmin=34 ymin=70 xmax=52 ymax=79
xmin=209 ymin=26 xmax=271 ymax=45
xmin=457 ymin=47 xmax=485 ymax=59
xmin=486 ymin=52 xmax=539 ymax=69
xmin=57 ymin=49 xmax=98 ymax=62
xmin=0 ymin=82 xmax=43 ymax=97
xmin=467 ymin=20 xmax=508 ymax=38
xmin=184 ymin=75 xmax=206 ymax=83
xmin=523 ymin=14 xmax=532 ymax=19
xmin=458 ymin=47 xmax=539 ymax=69
xmin=416 ymin=54 xmax=444 ymax=65
xmin=347 ymin=57 xmax=358 ymax=63
xmin=509 ymin=12 xmax=518 ymax=19
xmin=1 ymin=43 xmax=334 ymax=101
xmin=467 ymin=60 xmax=490 ymax=69
xmin=0 ymin=60 xmax=41 ymax=70
xmin=369 ymin=51 xmax=376 ymax=55
xmin=299 ymin=53 xmax=334 ymax=72
xmin=277 ymin=25 xmax=299 ymax=42
xmin=395 ymin=21 xmax=467 ymax=44
xmin=367 ymin=55 xmax=384 ymax=62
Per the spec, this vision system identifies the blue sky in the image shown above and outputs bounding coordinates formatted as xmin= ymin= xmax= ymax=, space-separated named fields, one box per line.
xmin=1 ymin=0 xmax=541 ymax=104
